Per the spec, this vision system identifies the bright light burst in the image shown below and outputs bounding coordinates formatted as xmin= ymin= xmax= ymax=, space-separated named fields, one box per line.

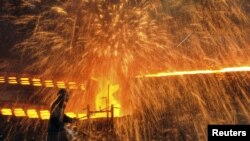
xmin=16 ymin=0 xmax=173 ymax=78
xmin=8 ymin=0 xmax=250 ymax=140
xmin=15 ymin=0 xmax=176 ymax=116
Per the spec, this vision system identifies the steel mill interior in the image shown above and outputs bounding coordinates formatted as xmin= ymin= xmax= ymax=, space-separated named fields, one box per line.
xmin=0 ymin=0 xmax=249 ymax=141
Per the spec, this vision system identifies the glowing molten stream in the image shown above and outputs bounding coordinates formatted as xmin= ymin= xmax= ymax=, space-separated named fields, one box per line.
xmin=138 ymin=66 xmax=250 ymax=78
xmin=95 ymin=80 xmax=121 ymax=118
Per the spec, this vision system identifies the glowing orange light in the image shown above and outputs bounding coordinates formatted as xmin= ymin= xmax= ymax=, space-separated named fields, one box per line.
xmin=40 ymin=110 xmax=50 ymax=120
xmin=32 ymin=78 xmax=42 ymax=86
xmin=27 ymin=109 xmax=39 ymax=118
xmin=66 ymin=112 xmax=77 ymax=118
xmin=0 ymin=75 xmax=87 ymax=90
xmin=8 ymin=77 xmax=17 ymax=84
xmin=1 ymin=108 xmax=12 ymax=115
xmin=77 ymin=113 xmax=86 ymax=120
xmin=220 ymin=67 xmax=250 ymax=72
xmin=80 ymin=83 xmax=86 ymax=90
xmin=0 ymin=108 xmax=88 ymax=120
xmin=91 ymin=77 xmax=98 ymax=81
xmin=0 ymin=76 xmax=5 ymax=83
xmin=57 ymin=81 xmax=66 ymax=88
xmin=14 ymin=108 xmax=26 ymax=117
xmin=68 ymin=82 xmax=77 ymax=89
xmin=20 ymin=77 xmax=30 ymax=85
xmin=44 ymin=80 xmax=54 ymax=87
xmin=95 ymin=81 xmax=121 ymax=118
xmin=90 ymin=113 xmax=106 ymax=119
xmin=138 ymin=66 xmax=250 ymax=78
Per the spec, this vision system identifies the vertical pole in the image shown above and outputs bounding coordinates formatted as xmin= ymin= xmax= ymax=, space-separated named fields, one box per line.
xmin=107 ymin=84 xmax=109 ymax=109
xmin=107 ymin=84 xmax=110 ymax=119
xmin=111 ymin=105 xmax=114 ymax=130
xmin=87 ymin=104 xmax=90 ymax=120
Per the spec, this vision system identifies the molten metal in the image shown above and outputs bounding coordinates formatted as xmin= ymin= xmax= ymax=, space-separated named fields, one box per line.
xmin=138 ymin=66 xmax=250 ymax=78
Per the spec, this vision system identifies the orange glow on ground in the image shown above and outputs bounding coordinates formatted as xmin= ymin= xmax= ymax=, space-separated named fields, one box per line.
xmin=65 ymin=112 xmax=77 ymax=118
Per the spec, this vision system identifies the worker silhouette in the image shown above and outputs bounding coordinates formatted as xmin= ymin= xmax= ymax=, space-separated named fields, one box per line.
xmin=47 ymin=89 xmax=74 ymax=141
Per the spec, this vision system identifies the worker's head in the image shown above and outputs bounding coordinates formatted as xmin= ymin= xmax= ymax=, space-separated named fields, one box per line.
xmin=57 ymin=89 xmax=69 ymax=102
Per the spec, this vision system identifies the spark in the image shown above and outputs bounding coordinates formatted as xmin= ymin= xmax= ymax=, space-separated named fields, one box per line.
xmin=1 ymin=0 xmax=250 ymax=140
xmin=176 ymin=32 xmax=194 ymax=48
